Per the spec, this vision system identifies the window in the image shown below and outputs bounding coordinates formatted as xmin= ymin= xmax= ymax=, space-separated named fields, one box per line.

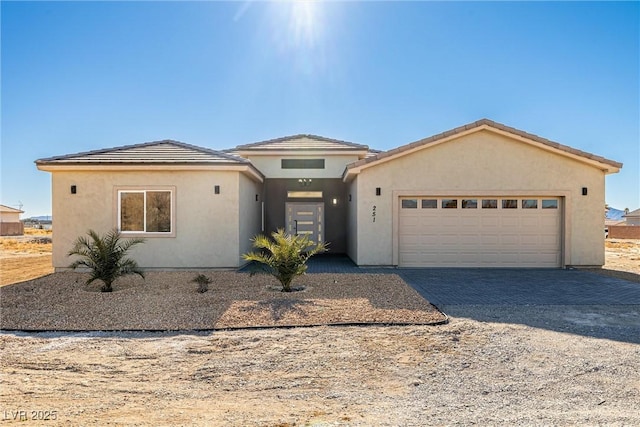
xmin=522 ymin=199 xmax=538 ymax=209
xmin=287 ymin=191 xmax=323 ymax=198
xmin=442 ymin=199 xmax=457 ymax=209
xmin=462 ymin=199 xmax=478 ymax=208
xmin=482 ymin=199 xmax=498 ymax=209
xmin=281 ymin=159 xmax=325 ymax=169
xmin=421 ymin=199 xmax=437 ymax=209
xmin=119 ymin=190 xmax=172 ymax=233
xmin=502 ymin=199 xmax=518 ymax=209
xmin=401 ymin=199 xmax=418 ymax=209
xmin=542 ymin=199 xmax=558 ymax=209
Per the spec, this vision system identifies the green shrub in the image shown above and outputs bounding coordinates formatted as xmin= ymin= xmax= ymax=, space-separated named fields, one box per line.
xmin=193 ymin=274 xmax=212 ymax=293
xmin=243 ymin=228 xmax=328 ymax=292
xmin=68 ymin=229 xmax=145 ymax=292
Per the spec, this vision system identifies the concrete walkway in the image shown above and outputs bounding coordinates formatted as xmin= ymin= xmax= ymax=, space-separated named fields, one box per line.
xmin=305 ymin=255 xmax=640 ymax=306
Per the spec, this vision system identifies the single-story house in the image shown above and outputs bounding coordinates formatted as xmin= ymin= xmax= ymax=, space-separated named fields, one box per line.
xmin=36 ymin=119 xmax=622 ymax=271
xmin=0 ymin=204 xmax=24 ymax=236
xmin=607 ymin=208 xmax=640 ymax=239
xmin=623 ymin=208 xmax=640 ymax=226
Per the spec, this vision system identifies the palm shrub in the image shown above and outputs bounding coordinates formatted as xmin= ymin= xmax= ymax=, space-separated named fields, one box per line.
xmin=193 ymin=273 xmax=212 ymax=293
xmin=68 ymin=229 xmax=145 ymax=292
xmin=243 ymin=228 xmax=328 ymax=292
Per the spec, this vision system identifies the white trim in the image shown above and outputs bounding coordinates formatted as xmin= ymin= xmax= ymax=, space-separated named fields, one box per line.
xmin=236 ymin=149 xmax=368 ymax=157
xmin=37 ymin=164 xmax=264 ymax=183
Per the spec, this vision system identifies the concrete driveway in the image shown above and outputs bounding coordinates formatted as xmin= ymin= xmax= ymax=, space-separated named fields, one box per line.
xmin=399 ymin=268 xmax=640 ymax=306
xmin=305 ymin=257 xmax=640 ymax=343
xmin=398 ymin=268 xmax=640 ymax=344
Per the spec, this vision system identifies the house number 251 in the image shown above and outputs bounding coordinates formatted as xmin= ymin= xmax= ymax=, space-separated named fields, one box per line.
xmin=372 ymin=205 xmax=376 ymax=222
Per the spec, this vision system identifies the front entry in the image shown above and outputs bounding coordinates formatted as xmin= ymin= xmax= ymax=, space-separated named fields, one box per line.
xmin=285 ymin=202 xmax=324 ymax=244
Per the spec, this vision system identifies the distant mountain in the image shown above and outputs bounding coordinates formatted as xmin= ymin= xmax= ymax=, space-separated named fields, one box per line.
xmin=605 ymin=207 xmax=625 ymax=221
xmin=25 ymin=215 xmax=52 ymax=222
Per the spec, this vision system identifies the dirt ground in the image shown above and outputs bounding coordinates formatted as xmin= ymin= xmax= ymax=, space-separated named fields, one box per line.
xmin=0 ymin=229 xmax=53 ymax=286
xmin=0 ymin=237 xmax=638 ymax=425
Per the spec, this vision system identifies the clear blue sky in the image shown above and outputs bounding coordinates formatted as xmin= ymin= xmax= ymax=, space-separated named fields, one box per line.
xmin=1 ymin=1 xmax=638 ymax=217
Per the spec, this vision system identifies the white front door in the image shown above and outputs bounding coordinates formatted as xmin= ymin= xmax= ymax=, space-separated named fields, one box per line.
xmin=286 ymin=202 xmax=324 ymax=244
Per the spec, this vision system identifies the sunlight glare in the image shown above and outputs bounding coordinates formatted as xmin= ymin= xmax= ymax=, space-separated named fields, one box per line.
xmin=290 ymin=0 xmax=319 ymax=49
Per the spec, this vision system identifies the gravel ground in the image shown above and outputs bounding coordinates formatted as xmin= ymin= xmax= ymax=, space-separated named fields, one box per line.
xmin=0 ymin=271 xmax=445 ymax=330
xmin=1 ymin=316 xmax=638 ymax=426
xmin=1 ymin=241 xmax=638 ymax=425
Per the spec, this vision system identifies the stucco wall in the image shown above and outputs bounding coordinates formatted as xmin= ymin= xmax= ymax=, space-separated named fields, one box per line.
xmin=246 ymin=155 xmax=360 ymax=179
xmin=238 ymin=173 xmax=264 ymax=265
xmin=51 ymin=170 xmax=244 ymax=269
xmin=353 ymin=130 xmax=607 ymax=266
xmin=0 ymin=212 xmax=21 ymax=223
xmin=346 ymin=179 xmax=358 ymax=263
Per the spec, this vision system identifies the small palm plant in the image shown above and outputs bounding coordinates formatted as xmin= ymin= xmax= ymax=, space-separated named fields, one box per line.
xmin=68 ymin=229 xmax=145 ymax=292
xmin=243 ymin=229 xmax=328 ymax=292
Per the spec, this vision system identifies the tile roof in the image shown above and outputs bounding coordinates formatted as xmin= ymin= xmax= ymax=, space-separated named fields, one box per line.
xmin=624 ymin=208 xmax=640 ymax=217
xmin=234 ymin=134 xmax=369 ymax=151
xmin=0 ymin=204 xmax=24 ymax=213
xmin=36 ymin=140 xmax=250 ymax=165
xmin=346 ymin=118 xmax=623 ymax=171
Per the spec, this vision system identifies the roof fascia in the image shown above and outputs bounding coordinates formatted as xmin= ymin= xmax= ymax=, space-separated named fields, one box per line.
xmin=343 ymin=125 xmax=621 ymax=182
xmin=36 ymin=163 xmax=264 ymax=183
xmin=237 ymin=149 xmax=368 ymax=157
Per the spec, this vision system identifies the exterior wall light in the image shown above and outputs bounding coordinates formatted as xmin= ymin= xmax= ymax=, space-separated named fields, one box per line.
xmin=376 ymin=187 xmax=381 ymax=196
xmin=214 ymin=185 xmax=220 ymax=194
xmin=298 ymin=178 xmax=312 ymax=187
xmin=582 ymin=187 xmax=588 ymax=196
xmin=332 ymin=198 xmax=338 ymax=206
xmin=70 ymin=185 xmax=77 ymax=194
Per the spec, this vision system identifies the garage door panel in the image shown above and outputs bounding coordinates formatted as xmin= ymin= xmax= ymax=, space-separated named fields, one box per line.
xmin=481 ymin=216 xmax=500 ymax=227
xmin=461 ymin=217 xmax=480 ymax=227
xmin=399 ymin=196 xmax=562 ymax=267
xmin=500 ymin=234 xmax=520 ymax=245
xmin=481 ymin=234 xmax=500 ymax=245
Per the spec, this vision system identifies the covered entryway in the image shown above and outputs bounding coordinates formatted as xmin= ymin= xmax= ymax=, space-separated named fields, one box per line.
xmin=286 ymin=202 xmax=325 ymax=244
xmin=398 ymin=197 xmax=562 ymax=267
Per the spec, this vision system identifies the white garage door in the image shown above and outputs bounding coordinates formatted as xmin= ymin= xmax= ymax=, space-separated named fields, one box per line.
xmin=399 ymin=197 xmax=562 ymax=267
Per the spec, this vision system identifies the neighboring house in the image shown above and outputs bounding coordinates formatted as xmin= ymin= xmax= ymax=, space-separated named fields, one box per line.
xmin=0 ymin=204 xmax=24 ymax=236
xmin=623 ymin=208 xmax=640 ymax=226
xmin=36 ymin=119 xmax=622 ymax=270
xmin=608 ymin=208 xmax=640 ymax=239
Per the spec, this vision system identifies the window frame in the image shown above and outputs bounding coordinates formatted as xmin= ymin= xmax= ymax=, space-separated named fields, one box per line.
xmin=401 ymin=199 xmax=418 ymax=209
xmin=116 ymin=186 xmax=176 ymax=237
xmin=421 ymin=199 xmax=438 ymax=209
xmin=281 ymin=159 xmax=325 ymax=169
xmin=442 ymin=199 xmax=458 ymax=209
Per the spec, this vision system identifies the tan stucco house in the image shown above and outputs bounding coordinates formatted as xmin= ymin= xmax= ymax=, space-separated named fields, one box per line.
xmin=36 ymin=119 xmax=622 ymax=270
xmin=623 ymin=209 xmax=640 ymax=226
xmin=0 ymin=204 xmax=24 ymax=236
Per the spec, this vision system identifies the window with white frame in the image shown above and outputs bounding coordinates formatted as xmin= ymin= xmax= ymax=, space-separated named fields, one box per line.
xmin=118 ymin=190 xmax=173 ymax=233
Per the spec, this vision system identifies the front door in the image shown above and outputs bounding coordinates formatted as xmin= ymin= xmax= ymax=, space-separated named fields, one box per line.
xmin=285 ymin=202 xmax=324 ymax=244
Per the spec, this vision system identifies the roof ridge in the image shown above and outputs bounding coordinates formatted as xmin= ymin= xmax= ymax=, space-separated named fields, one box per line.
xmin=35 ymin=140 xmax=250 ymax=164
xmin=0 ymin=204 xmax=24 ymax=212
xmin=234 ymin=134 xmax=369 ymax=150
xmin=346 ymin=119 xmax=623 ymax=171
